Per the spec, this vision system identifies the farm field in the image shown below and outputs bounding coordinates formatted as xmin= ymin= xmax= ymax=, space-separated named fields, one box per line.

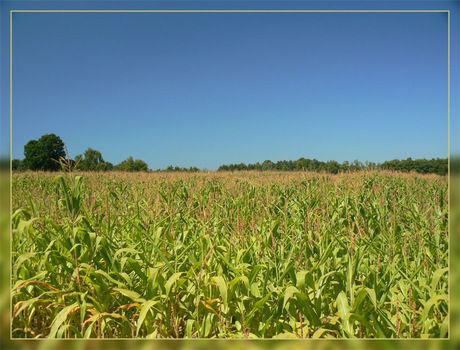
xmin=11 ymin=170 xmax=448 ymax=339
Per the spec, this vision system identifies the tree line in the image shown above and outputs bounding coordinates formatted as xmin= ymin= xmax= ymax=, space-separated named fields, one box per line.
xmin=11 ymin=133 xmax=448 ymax=175
xmin=13 ymin=134 xmax=148 ymax=172
xmin=217 ymin=157 xmax=448 ymax=175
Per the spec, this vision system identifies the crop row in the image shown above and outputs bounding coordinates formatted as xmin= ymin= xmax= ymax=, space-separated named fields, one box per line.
xmin=11 ymin=171 xmax=448 ymax=338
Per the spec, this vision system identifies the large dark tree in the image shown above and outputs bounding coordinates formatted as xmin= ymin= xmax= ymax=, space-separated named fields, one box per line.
xmin=23 ymin=134 xmax=65 ymax=171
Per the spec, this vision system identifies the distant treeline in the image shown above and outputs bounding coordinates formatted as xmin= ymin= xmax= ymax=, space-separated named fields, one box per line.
xmin=9 ymin=133 xmax=449 ymax=175
xmin=217 ymin=157 xmax=448 ymax=175
xmin=10 ymin=156 xmax=449 ymax=175
xmin=158 ymin=165 xmax=201 ymax=172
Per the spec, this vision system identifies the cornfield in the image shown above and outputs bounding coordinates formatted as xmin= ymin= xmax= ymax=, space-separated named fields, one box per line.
xmin=11 ymin=170 xmax=448 ymax=338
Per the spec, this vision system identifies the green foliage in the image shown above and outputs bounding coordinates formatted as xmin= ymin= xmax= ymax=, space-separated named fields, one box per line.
xmin=11 ymin=171 xmax=448 ymax=338
xmin=75 ymin=148 xmax=112 ymax=172
xmin=23 ymin=134 xmax=65 ymax=171
xmin=12 ymin=159 xmax=26 ymax=171
xmin=16 ymin=136 xmax=447 ymax=175
xmin=95 ymin=162 xmax=114 ymax=172
xmin=162 ymin=165 xmax=201 ymax=172
xmin=114 ymin=156 xmax=148 ymax=172
xmin=380 ymin=158 xmax=448 ymax=176
xmin=217 ymin=157 xmax=447 ymax=175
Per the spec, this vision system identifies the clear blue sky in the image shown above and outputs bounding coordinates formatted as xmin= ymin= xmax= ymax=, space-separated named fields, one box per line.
xmin=2 ymin=2 xmax=458 ymax=170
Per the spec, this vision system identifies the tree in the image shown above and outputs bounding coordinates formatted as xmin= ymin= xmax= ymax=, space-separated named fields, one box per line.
xmin=238 ymin=163 xmax=247 ymax=171
xmin=216 ymin=157 xmax=447 ymax=175
xmin=352 ymin=159 xmax=363 ymax=170
xmin=326 ymin=160 xmax=340 ymax=174
xmin=262 ymin=160 xmax=274 ymax=171
xmin=95 ymin=162 xmax=114 ymax=171
xmin=12 ymin=159 xmax=25 ymax=171
xmin=23 ymin=134 xmax=65 ymax=171
xmin=133 ymin=159 xmax=148 ymax=171
xmin=76 ymin=148 xmax=106 ymax=171
xmin=83 ymin=148 xmax=104 ymax=170
xmin=114 ymin=156 xmax=149 ymax=172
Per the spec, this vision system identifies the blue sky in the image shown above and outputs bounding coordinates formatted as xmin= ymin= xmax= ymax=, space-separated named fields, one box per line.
xmin=2 ymin=2 xmax=458 ymax=170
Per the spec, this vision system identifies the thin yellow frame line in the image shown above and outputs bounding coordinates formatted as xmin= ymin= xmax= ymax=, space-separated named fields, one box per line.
xmin=9 ymin=9 xmax=13 ymax=341
xmin=447 ymin=9 xmax=451 ymax=340
xmin=10 ymin=9 xmax=449 ymax=13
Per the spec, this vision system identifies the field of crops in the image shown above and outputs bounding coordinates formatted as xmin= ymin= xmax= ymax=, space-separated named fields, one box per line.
xmin=11 ymin=170 xmax=448 ymax=338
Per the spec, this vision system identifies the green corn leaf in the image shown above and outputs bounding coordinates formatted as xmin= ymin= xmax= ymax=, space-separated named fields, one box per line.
xmin=282 ymin=286 xmax=300 ymax=310
xmin=49 ymin=302 xmax=79 ymax=338
xmin=337 ymin=291 xmax=355 ymax=338
xmin=421 ymin=294 xmax=448 ymax=320
xmin=114 ymin=248 xmax=141 ymax=261
xmin=165 ymin=272 xmax=184 ymax=296
xmin=430 ymin=268 xmax=448 ymax=292
xmin=136 ymin=300 xmax=159 ymax=336
xmin=113 ymin=287 xmax=144 ymax=302
xmin=212 ymin=276 xmax=228 ymax=308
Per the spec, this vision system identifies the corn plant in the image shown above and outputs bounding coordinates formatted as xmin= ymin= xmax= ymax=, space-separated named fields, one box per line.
xmin=11 ymin=170 xmax=448 ymax=338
